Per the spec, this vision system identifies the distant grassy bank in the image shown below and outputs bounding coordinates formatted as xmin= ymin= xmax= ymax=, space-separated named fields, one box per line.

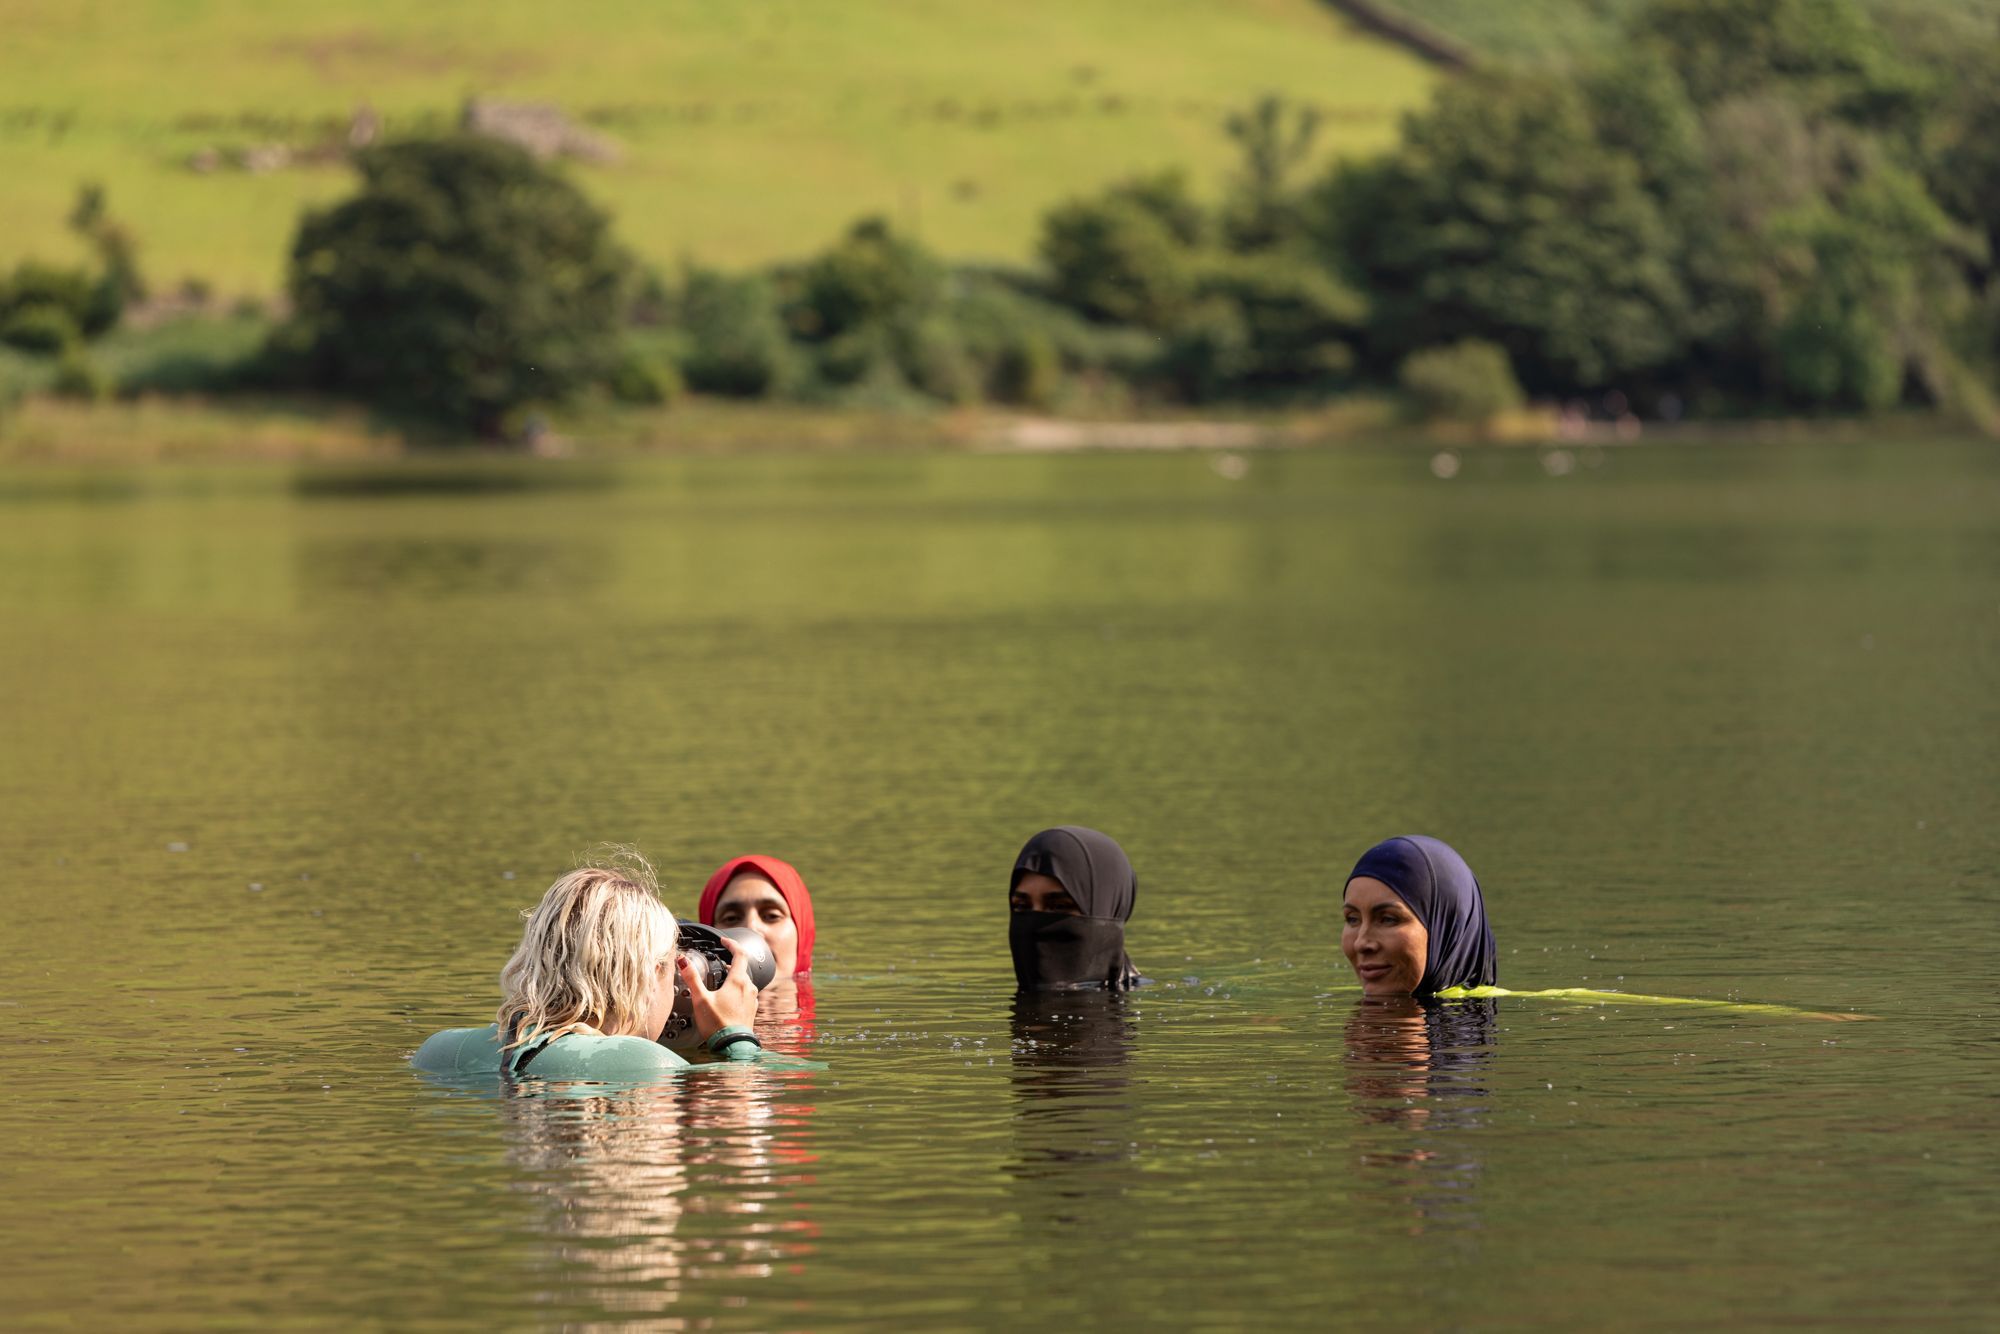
xmin=6 ymin=378 xmax=1969 ymax=468
xmin=8 ymin=0 xmax=1994 ymax=453
xmin=0 ymin=0 xmax=1430 ymax=297
xmin=0 ymin=388 xmax=1406 ymax=464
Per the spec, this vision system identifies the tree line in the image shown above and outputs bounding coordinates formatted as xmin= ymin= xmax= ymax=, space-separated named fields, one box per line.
xmin=5 ymin=0 xmax=1998 ymax=436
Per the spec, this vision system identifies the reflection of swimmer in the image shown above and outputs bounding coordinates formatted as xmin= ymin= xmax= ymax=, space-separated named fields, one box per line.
xmin=1341 ymin=836 xmax=1496 ymax=998
xmin=1342 ymin=995 xmax=1495 ymax=1231
xmin=497 ymin=1086 xmax=693 ymax=1306
xmin=413 ymin=848 xmax=763 ymax=1078
xmin=742 ymin=973 xmax=818 ymax=1058
xmin=1007 ymin=989 xmax=1141 ymax=1234
xmin=498 ymin=1078 xmax=814 ymax=1315
xmin=699 ymin=855 xmax=818 ymax=1054
xmin=1343 ymin=996 xmax=1497 ymax=1129
xmin=1010 ymin=989 xmax=1138 ymax=1077
xmin=1009 ymin=827 xmax=1145 ymax=991
xmin=664 ymin=1060 xmax=823 ymax=1268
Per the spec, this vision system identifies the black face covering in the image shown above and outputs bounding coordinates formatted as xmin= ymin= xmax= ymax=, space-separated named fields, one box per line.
xmin=1009 ymin=913 xmax=1132 ymax=991
xmin=1009 ymin=826 xmax=1142 ymax=991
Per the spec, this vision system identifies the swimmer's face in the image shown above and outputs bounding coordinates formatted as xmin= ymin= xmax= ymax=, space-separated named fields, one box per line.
xmin=1010 ymin=872 xmax=1082 ymax=915
xmin=713 ymin=872 xmax=799 ymax=978
xmin=1342 ymin=877 xmax=1428 ymax=996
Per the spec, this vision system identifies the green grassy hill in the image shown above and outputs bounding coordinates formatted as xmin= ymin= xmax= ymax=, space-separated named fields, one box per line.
xmin=0 ymin=0 xmax=1434 ymax=297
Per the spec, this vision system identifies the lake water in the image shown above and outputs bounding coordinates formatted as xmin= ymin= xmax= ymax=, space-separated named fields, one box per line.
xmin=2 ymin=438 xmax=1996 ymax=1328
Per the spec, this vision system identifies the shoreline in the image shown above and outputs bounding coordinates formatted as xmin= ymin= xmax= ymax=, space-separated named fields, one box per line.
xmin=0 ymin=391 xmax=1984 ymax=467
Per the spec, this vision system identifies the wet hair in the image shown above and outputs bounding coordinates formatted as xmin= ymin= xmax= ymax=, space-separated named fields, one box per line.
xmin=496 ymin=846 xmax=677 ymax=1051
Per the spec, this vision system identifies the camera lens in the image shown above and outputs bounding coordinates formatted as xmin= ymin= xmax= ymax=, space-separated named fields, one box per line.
xmin=673 ymin=922 xmax=778 ymax=993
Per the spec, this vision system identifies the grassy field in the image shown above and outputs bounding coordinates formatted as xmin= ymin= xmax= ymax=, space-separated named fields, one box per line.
xmin=1384 ymin=0 xmax=2000 ymax=65
xmin=0 ymin=0 xmax=1433 ymax=298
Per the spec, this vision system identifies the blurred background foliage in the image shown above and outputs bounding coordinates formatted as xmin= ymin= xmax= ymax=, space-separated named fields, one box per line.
xmin=0 ymin=0 xmax=1424 ymax=289
xmin=2 ymin=0 xmax=1998 ymax=437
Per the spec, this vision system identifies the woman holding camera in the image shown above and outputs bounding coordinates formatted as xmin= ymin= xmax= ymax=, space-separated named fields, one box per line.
xmin=413 ymin=850 xmax=762 ymax=1078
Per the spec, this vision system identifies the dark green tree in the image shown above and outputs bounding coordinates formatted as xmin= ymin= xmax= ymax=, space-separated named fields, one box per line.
xmin=1927 ymin=49 xmax=2000 ymax=283
xmin=1158 ymin=298 xmax=1252 ymax=403
xmin=1098 ymin=170 xmax=1208 ymax=247
xmin=1766 ymin=162 xmax=1979 ymax=408
xmin=1314 ymin=74 xmax=1691 ymax=393
xmin=674 ymin=266 xmax=798 ymax=398
xmin=767 ymin=218 xmax=955 ymax=397
xmin=989 ymin=328 xmax=1062 ymax=408
xmin=67 ymin=182 xmax=145 ymax=310
xmin=0 ymin=256 xmax=123 ymax=345
xmin=1039 ymin=176 xmax=1204 ymax=329
xmin=1222 ymin=95 xmax=1324 ymax=253
xmin=1926 ymin=50 xmax=2000 ymax=375
xmin=789 ymin=217 xmax=944 ymax=342
xmin=1617 ymin=0 xmax=1983 ymax=408
xmin=282 ymin=135 xmax=631 ymax=435
xmin=1399 ymin=340 xmax=1526 ymax=423
xmin=1629 ymin=0 xmax=1908 ymax=113
xmin=1192 ymin=252 xmax=1364 ymax=391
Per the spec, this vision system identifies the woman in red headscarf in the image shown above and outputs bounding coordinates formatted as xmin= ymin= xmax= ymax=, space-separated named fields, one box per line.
xmin=698 ymin=855 xmax=815 ymax=979
xmin=698 ymin=855 xmax=817 ymax=1055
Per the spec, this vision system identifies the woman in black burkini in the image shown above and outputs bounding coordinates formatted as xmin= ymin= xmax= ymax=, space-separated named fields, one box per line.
xmin=1008 ymin=826 xmax=1144 ymax=991
xmin=1006 ymin=827 xmax=1145 ymax=1230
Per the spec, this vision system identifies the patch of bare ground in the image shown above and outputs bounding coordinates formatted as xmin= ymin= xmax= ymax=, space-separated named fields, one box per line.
xmin=983 ymin=417 xmax=1271 ymax=452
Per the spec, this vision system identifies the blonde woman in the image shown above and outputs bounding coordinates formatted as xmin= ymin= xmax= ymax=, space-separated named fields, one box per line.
xmin=414 ymin=850 xmax=761 ymax=1078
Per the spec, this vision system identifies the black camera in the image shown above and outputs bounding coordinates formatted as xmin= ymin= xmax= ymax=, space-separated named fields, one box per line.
xmin=677 ymin=922 xmax=778 ymax=991
xmin=656 ymin=923 xmax=778 ymax=1048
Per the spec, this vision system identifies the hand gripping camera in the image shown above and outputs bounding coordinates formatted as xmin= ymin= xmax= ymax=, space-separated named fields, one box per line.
xmin=655 ymin=922 xmax=778 ymax=1048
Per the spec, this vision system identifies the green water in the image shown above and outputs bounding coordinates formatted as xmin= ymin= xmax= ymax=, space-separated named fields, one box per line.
xmin=1 ymin=439 xmax=1995 ymax=1328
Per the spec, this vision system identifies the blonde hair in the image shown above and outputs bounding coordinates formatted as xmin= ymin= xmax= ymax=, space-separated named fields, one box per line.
xmin=497 ymin=846 xmax=678 ymax=1051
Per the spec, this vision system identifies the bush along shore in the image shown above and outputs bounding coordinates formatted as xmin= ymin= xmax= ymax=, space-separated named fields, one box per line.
xmin=3 ymin=0 xmax=1999 ymax=461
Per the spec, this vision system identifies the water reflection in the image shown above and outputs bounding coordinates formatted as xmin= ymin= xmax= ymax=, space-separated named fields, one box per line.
xmin=753 ymin=977 xmax=818 ymax=1058
xmin=9 ymin=442 xmax=1996 ymax=1324
xmin=1343 ymin=998 xmax=1497 ymax=1233
xmin=297 ymin=536 xmax=610 ymax=599
xmin=1006 ymin=991 xmax=1140 ymax=1230
xmin=497 ymin=1085 xmax=691 ymax=1317
xmin=496 ymin=1071 xmax=816 ymax=1321
xmin=293 ymin=464 xmax=617 ymax=500
xmin=676 ymin=1070 xmax=820 ymax=1277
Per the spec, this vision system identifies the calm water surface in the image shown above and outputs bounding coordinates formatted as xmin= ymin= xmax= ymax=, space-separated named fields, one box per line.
xmin=1 ymin=440 xmax=1996 ymax=1328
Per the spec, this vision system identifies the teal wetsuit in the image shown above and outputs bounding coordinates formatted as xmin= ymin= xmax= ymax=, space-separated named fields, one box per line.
xmin=412 ymin=1022 xmax=762 ymax=1079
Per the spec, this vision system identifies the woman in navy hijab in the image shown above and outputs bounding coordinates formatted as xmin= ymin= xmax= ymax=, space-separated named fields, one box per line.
xmin=1341 ymin=835 xmax=1497 ymax=997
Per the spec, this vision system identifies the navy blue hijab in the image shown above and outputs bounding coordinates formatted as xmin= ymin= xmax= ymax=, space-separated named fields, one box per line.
xmin=1345 ymin=836 xmax=1497 ymax=996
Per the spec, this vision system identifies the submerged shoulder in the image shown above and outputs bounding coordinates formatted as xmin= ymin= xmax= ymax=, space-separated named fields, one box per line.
xmin=411 ymin=1024 xmax=503 ymax=1073
xmin=411 ymin=1026 xmax=691 ymax=1080
xmin=541 ymin=1033 xmax=688 ymax=1077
